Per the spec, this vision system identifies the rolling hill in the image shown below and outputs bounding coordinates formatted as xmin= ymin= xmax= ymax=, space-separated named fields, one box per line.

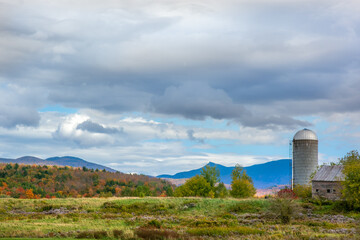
xmin=0 ymin=156 xmax=116 ymax=172
xmin=157 ymin=159 xmax=292 ymax=189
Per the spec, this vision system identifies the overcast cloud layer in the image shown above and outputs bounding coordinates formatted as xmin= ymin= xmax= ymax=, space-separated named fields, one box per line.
xmin=0 ymin=0 xmax=360 ymax=174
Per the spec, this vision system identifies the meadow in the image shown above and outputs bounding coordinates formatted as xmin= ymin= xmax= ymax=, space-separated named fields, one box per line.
xmin=0 ymin=197 xmax=359 ymax=239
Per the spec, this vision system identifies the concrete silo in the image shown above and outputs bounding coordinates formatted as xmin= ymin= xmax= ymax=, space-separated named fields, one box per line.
xmin=292 ymin=128 xmax=318 ymax=187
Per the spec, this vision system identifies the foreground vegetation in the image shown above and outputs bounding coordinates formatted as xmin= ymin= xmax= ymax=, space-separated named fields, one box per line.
xmin=0 ymin=197 xmax=359 ymax=239
xmin=1 ymin=150 xmax=360 ymax=239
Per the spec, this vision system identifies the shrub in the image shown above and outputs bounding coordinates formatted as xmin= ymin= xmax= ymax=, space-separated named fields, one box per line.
xmin=147 ymin=219 xmax=162 ymax=229
xmin=180 ymin=199 xmax=198 ymax=210
xmin=135 ymin=227 xmax=179 ymax=240
xmin=76 ymin=230 xmax=108 ymax=239
xmin=40 ymin=205 xmax=55 ymax=212
xmin=267 ymin=197 xmax=301 ymax=224
xmin=113 ymin=229 xmax=124 ymax=239
xmin=93 ymin=231 xmax=108 ymax=239
xmin=277 ymin=188 xmax=297 ymax=199
xmin=293 ymin=184 xmax=312 ymax=199
xmin=190 ymin=218 xmax=219 ymax=227
xmin=76 ymin=231 xmax=93 ymax=239
xmin=187 ymin=226 xmax=263 ymax=236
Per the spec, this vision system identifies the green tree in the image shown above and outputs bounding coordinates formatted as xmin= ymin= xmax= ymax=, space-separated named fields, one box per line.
xmin=200 ymin=165 xmax=220 ymax=188
xmin=230 ymin=164 xmax=256 ymax=198
xmin=339 ymin=150 xmax=360 ymax=209
xmin=215 ymin=182 xmax=228 ymax=198
xmin=174 ymin=175 xmax=212 ymax=197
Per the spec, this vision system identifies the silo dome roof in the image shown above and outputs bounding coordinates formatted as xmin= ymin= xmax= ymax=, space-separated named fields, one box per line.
xmin=293 ymin=128 xmax=318 ymax=140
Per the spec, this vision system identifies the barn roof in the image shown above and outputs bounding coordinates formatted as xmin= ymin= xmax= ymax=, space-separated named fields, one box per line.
xmin=312 ymin=165 xmax=344 ymax=182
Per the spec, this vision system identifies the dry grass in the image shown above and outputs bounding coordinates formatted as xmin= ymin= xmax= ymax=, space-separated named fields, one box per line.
xmin=0 ymin=197 xmax=357 ymax=239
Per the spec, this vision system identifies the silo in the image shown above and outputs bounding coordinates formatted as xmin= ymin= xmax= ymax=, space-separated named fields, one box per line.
xmin=292 ymin=128 xmax=318 ymax=187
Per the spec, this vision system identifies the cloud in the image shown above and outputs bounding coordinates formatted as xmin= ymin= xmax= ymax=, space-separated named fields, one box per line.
xmin=0 ymin=84 xmax=41 ymax=128
xmin=0 ymin=0 xmax=360 ymax=174
xmin=0 ymin=0 xmax=359 ymax=131
xmin=153 ymin=82 xmax=309 ymax=129
xmin=187 ymin=129 xmax=205 ymax=144
xmin=53 ymin=114 xmax=118 ymax=147
xmin=76 ymin=120 xmax=122 ymax=134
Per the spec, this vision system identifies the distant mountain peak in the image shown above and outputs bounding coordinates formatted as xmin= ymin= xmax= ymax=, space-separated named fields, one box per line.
xmin=206 ymin=161 xmax=223 ymax=167
xmin=1 ymin=156 xmax=117 ymax=173
xmin=46 ymin=156 xmax=84 ymax=162
xmin=158 ymin=159 xmax=291 ymax=189
xmin=16 ymin=156 xmax=43 ymax=161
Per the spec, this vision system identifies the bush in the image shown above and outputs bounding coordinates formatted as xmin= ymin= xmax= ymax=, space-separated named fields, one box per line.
xmin=76 ymin=230 xmax=108 ymax=239
xmin=76 ymin=231 xmax=93 ymax=239
xmin=267 ymin=197 xmax=301 ymax=224
xmin=147 ymin=219 xmax=162 ymax=229
xmin=187 ymin=226 xmax=263 ymax=236
xmin=135 ymin=227 xmax=179 ymax=240
xmin=93 ymin=231 xmax=108 ymax=239
xmin=112 ymin=229 xmax=124 ymax=239
xmin=277 ymin=188 xmax=297 ymax=199
xmin=293 ymin=184 xmax=312 ymax=199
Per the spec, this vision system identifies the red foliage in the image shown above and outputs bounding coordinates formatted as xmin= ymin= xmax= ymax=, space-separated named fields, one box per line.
xmin=277 ymin=188 xmax=297 ymax=199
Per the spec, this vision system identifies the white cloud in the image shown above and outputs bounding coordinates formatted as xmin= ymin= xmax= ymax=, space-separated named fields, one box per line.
xmin=0 ymin=0 xmax=359 ymax=174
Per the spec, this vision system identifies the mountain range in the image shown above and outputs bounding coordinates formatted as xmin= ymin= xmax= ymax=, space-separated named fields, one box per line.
xmin=157 ymin=159 xmax=291 ymax=189
xmin=0 ymin=156 xmax=116 ymax=172
xmin=1 ymin=156 xmax=292 ymax=189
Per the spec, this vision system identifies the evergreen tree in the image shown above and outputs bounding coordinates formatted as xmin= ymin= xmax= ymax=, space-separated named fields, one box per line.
xmin=200 ymin=165 xmax=220 ymax=188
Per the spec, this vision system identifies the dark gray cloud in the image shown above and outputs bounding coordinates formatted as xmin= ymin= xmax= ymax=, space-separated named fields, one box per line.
xmin=0 ymin=0 xmax=359 ymax=129
xmin=76 ymin=120 xmax=122 ymax=134
xmin=187 ymin=129 xmax=205 ymax=144
xmin=152 ymin=82 xmax=310 ymax=129
xmin=0 ymin=85 xmax=41 ymax=128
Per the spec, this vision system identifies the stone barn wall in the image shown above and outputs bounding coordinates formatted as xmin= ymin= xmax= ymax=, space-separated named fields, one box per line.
xmin=312 ymin=181 xmax=343 ymax=200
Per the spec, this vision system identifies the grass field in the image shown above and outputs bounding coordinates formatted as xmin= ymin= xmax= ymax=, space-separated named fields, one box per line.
xmin=0 ymin=197 xmax=359 ymax=239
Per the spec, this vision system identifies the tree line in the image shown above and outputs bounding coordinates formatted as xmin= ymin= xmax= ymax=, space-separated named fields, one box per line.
xmin=0 ymin=163 xmax=256 ymax=199
xmin=0 ymin=164 xmax=174 ymax=198
xmin=174 ymin=164 xmax=256 ymax=198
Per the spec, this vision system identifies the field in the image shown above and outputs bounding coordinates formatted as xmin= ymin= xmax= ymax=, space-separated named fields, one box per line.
xmin=0 ymin=197 xmax=359 ymax=239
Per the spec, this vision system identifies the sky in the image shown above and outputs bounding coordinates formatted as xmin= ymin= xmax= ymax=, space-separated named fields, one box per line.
xmin=0 ymin=0 xmax=360 ymax=176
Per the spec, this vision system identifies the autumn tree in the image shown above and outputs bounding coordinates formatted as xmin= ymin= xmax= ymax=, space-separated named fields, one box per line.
xmin=339 ymin=150 xmax=360 ymax=209
xmin=25 ymin=189 xmax=35 ymax=199
xmin=230 ymin=164 xmax=256 ymax=198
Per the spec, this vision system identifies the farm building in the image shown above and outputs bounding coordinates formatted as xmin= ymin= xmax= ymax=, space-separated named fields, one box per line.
xmin=312 ymin=165 xmax=344 ymax=200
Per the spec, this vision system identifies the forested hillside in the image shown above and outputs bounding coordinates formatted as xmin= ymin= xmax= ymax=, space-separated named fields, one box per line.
xmin=0 ymin=163 xmax=174 ymax=198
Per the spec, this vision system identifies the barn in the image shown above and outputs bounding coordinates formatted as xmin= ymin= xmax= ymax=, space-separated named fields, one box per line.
xmin=312 ymin=165 xmax=344 ymax=200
